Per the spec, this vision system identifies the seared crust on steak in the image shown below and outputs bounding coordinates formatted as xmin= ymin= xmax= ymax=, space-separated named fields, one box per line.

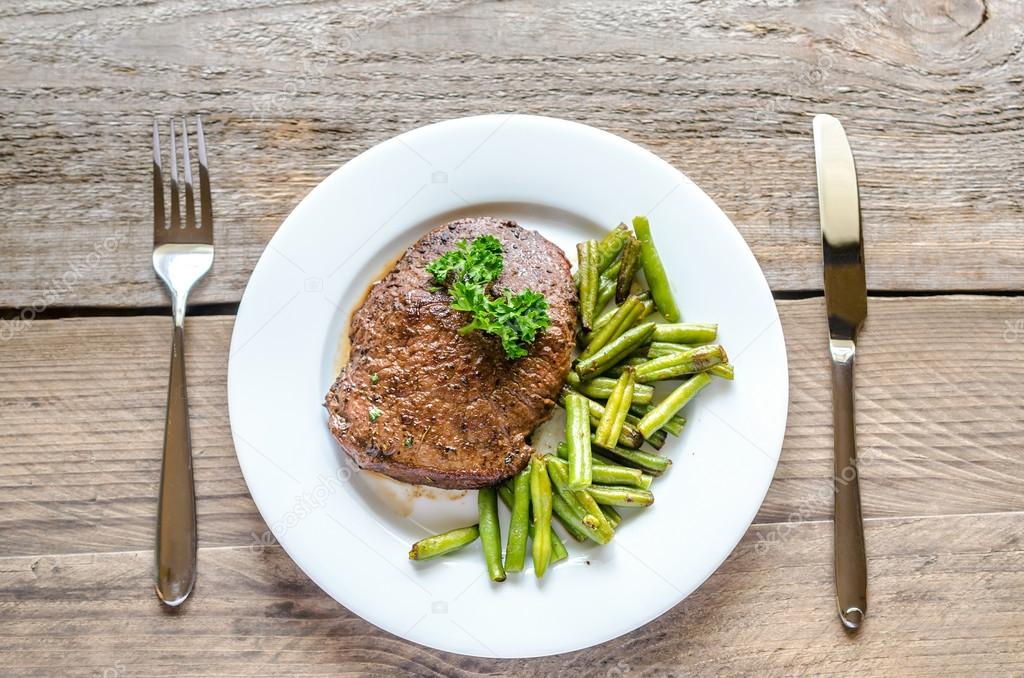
xmin=324 ymin=218 xmax=577 ymax=489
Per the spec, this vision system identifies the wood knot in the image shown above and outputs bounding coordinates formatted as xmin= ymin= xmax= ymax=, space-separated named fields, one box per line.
xmin=896 ymin=0 xmax=988 ymax=39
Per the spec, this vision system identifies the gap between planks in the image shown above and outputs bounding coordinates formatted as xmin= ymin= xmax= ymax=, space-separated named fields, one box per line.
xmin=3 ymin=290 xmax=1024 ymax=321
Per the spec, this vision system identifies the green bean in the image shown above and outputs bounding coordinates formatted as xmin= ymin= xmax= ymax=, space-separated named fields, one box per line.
xmin=646 ymin=342 xmax=730 ymax=370
xmin=596 ymin=223 xmax=631 ymax=273
xmin=638 ymin=473 xmax=654 ymax=490
xmin=529 ymin=456 xmax=553 ymax=577
xmin=579 ymin=296 xmax=642 ymax=361
xmin=581 ymin=284 xmax=649 ymax=349
xmin=615 ymin=236 xmax=641 ymax=303
xmin=600 ymin=301 xmax=654 ymax=356
xmin=556 ymin=441 xmax=616 ymax=468
xmin=641 ymin=423 xmax=667 ymax=449
xmin=564 ymin=392 xmax=593 ymax=489
xmin=637 ymin=373 xmax=712 ymax=438
xmin=589 ymin=302 xmax=621 ymax=336
xmin=546 ymin=457 xmax=614 ymax=544
xmin=635 ymin=345 xmax=727 ymax=383
xmin=549 ymin=458 xmax=615 ymax=537
xmin=595 ymin=464 xmax=647 ymax=489
xmin=602 ymin=259 xmax=622 ymax=281
xmin=552 ymin=485 xmax=607 ymax=544
xmin=556 ymin=442 xmax=647 ymax=488
xmin=503 ymin=464 xmax=531 ymax=572
xmin=478 ymin=487 xmax=506 ymax=581
xmin=621 ymin=409 xmax=663 ymax=448
xmin=630 ymin=295 xmax=657 ymax=326
xmin=584 ymin=277 xmax=620 ymax=337
xmin=503 ymin=478 xmax=586 ymax=543
xmin=550 ymin=534 xmax=569 ymax=563
xmin=594 ymin=368 xmax=635 ymax=448
xmin=497 ymin=482 xmax=568 ymax=561
xmin=549 ymin=527 xmax=570 ymax=561
xmin=408 ymin=525 xmax=480 ymax=560
xmin=630 ymin=403 xmax=686 ymax=437
xmin=604 ymin=356 xmax=649 ymax=377
xmin=587 ymin=485 xmax=655 ymax=507
xmin=632 ymin=216 xmax=680 ymax=322
xmin=587 ymin=295 xmax=649 ymax=360
xmin=595 ymin=275 xmax=617 ymax=315
xmin=651 ymin=323 xmax=717 ymax=344
xmin=591 ymin=437 xmax=672 ymax=475
xmin=589 ymin=290 xmax=650 ymax=338
xmin=709 ymin=363 xmax=735 ymax=380
xmin=552 ymin=492 xmax=593 ymax=542
xmin=566 ymin=372 xmax=654 ymax=405
xmin=560 ymin=387 xmax=644 ymax=449
xmin=600 ymin=503 xmax=622 ymax=528
xmin=647 ymin=341 xmax=694 ymax=358
xmin=570 ymin=260 xmax=618 ymax=330
xmin=599 ymin=409 xmax=643 ymax=449
xmin=642 ymin=360 xmax=722 ymax=383
xmin=575 ymin=322 xmax=656 ymax=380
xmin=573 ymin=243 xmax=621 ymax=286
xmin=577 ymin=240 xmax=599 ymax=330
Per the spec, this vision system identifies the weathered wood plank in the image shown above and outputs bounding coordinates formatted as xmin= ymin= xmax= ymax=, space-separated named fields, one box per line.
xmin=0 ymin=0 xmax=1021 ymax=307
xmin=0 ymin=512 xmax=1020 ymax=675
xmin=1 ymin=296 xmax=1021 ymax=558
xmin=774 ymin=295 xmax=1024 ymax=526
xmin=0 ymin=314 xmax=265 ymax=557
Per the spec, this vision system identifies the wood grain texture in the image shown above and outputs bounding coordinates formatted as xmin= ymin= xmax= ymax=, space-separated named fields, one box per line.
xmin=1 ymin=512 xmax=1021 ymax=676
xmin=1 ymin=0 xmax=1023 ymax=308
xmin=1 ymin=296 xmax=1021 ymax=558
xmin=0 ymin=314 xmax=266 ymax=557
xmin=2 ymin=2 xmax=1023 ymax=672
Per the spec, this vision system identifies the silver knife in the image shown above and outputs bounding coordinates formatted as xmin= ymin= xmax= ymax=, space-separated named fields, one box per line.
xmin=813 ymin=113 xmax=867 ymax=630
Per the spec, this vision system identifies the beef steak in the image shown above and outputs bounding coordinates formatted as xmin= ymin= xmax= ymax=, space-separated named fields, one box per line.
xmin=324 ymin=217 xmax=577 ymax=488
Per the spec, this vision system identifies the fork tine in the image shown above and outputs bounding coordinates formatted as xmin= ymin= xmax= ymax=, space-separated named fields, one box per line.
xmin=181 ymin=118 xmax=196 ymax=230
xmin=169 ymin=120 xmax=181 ymax=230
xmin=195 ymin=116 xmax=213 ymax=236
xmin=152 ymin=120 xmax=166 ymax=239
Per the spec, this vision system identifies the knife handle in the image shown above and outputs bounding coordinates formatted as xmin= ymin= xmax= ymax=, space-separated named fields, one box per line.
xmin=829 ymin=339 xmax=867 ymax=630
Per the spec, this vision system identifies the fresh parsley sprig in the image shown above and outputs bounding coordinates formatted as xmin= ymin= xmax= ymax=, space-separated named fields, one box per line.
xmin=427 ymin=236 xmax=550 ymax=360
xmin=426 ymin=235 xmax=504 ymax=288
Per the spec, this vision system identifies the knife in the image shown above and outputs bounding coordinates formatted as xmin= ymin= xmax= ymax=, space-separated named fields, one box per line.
xmin=813 ymin=113 xmax=868 ymax=631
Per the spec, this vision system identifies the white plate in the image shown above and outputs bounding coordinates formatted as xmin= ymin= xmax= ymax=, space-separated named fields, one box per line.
xmin=228 ymin=114 xmax=788 ymax=658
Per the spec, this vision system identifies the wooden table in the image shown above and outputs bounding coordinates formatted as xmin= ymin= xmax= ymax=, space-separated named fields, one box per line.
xmin=2 ymin=1 xmax=1022 ymax=674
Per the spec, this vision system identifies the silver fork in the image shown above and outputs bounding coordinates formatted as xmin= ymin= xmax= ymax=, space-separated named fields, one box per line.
xmin=152 ymin=117 xmax=214 ymax=606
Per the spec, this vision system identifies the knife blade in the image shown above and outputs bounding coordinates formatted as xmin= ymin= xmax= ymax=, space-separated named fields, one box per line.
xmin=813 ymin=113 xmax=868 ymax=631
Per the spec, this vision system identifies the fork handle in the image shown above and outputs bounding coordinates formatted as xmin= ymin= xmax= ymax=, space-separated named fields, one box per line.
xmin=155 ymin=319 xmax=197 ymax=606
xmin=830 ymin=339 xmax=867 ymax=630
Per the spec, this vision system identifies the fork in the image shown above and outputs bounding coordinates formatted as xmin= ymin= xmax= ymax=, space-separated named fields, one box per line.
xmin=152 ymin=117 xmax=214 ymax=606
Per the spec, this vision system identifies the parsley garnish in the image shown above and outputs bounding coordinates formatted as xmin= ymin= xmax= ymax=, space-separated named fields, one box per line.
xmin=368 ymin=406 xmax=382 ymax=422
xmin=426 ymin=235 xmax=504 ymax=287
xmin=427 ymin=236 xmax=550 ymax=360
xmin=404 ymin=435 xmax=414 ymax=447
xmin=370 ymin=373 xmax=379 ymax=385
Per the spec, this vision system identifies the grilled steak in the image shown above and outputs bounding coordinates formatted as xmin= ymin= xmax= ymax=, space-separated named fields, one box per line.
xmin=325 ymin=218 xmax=577 ymax=489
